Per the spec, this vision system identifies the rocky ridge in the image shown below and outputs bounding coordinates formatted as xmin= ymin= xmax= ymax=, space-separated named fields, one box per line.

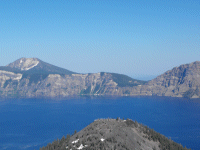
xmin=0 ymin=58 xmax=200 ymax=98
xmin=0 ymin=58 xmax=145 ymax=98
xmin=139 ymin=61 xmax=200 ymax=98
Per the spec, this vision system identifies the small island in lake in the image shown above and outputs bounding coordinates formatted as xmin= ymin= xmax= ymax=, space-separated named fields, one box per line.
xmin=40 ymin=118 xmax=191 ymax=150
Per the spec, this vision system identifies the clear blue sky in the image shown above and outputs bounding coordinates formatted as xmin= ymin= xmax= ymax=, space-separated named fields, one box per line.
xmin=0 ymin=0 xmax=199 ymax=80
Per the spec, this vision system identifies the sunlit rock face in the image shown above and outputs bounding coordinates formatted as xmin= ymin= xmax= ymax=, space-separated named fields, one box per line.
xmin=0 ymin=70 xmax=22 ymax=88
xmin=0 ymin=70 xmax=22 ymax=80
xmin=140 ymin=61 xmax=200 ymax=98
xmin=6 ymin=58 xmax=39 ymax=71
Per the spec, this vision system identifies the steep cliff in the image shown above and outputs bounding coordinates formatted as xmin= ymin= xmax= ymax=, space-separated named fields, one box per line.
xmin=140 ymin=61 xmax=200 ymax=98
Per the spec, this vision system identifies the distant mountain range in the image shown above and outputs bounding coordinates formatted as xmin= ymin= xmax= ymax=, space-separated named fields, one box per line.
xmin=0 ymin=58 xmax=200 ymax=98
xmin=40 ymin=118 xmax=190 ymax=150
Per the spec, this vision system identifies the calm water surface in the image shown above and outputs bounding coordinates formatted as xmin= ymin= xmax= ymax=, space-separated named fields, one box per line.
xmin=0 ymin=96 xmax=199 ymax=150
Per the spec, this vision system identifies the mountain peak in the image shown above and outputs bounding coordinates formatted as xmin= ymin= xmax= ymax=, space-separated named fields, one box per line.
xmin=4 ymin=57 xmax=76 ymax=75
xmin=7 ymin=58 xmax=40 ymax=71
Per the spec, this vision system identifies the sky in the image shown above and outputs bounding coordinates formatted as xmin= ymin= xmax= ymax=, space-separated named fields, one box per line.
xmin=0 ymin=0 xmax=199 ymax=80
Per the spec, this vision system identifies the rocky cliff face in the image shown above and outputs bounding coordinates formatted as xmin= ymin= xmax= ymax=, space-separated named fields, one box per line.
xmin=140 ymin=61 xmax=200 ymax=98
xmin=0 ymin=58 xmax=145 ymax=98
xmin=0 ymin=58 xmax=200 ymax=98
xmin=0 ymin=72 xmax=144 ymax=98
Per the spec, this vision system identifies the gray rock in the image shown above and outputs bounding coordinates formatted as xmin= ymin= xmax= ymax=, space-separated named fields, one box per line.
xmin=140 ymin=61 xmax=200 ymax=98
xmin=40 ymin=118 xmax=191 ymax=150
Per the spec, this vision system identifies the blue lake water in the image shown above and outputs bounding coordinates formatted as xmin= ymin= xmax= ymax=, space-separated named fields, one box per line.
xmin=0 ymin=96 xmax=199 ymax=150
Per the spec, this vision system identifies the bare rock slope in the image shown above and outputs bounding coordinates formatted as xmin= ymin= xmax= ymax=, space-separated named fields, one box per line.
xmin=7 ymin=57 xmax=40 ymax=71
xmin=40 ymin=118 xmax=190 ymax=150
xmin=140 ymin=61 xmax=200 ymax=98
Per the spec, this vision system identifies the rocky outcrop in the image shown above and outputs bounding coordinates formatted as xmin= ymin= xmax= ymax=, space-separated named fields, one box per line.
xmin=40 ymin=118 xmax=190 ymax=150
xmin=139 ymin=61 xmax=200 ymax=98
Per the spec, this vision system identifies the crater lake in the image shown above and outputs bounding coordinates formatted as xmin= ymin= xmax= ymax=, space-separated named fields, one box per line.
xmin=0 ymin=96 xmax=199 ymax=150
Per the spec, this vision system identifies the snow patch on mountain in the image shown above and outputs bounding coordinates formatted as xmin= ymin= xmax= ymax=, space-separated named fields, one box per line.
xmin=72 ymin=139 xmax=79 ymax=144
xmin=7 ymin=58 xmax=39 ymax=71
xmin=22 ymin=61 xmax=39 ymax=70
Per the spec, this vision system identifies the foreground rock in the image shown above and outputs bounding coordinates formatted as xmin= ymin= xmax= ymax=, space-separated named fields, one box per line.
xmin=40 ymin=118 xmax=190 ymax=150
